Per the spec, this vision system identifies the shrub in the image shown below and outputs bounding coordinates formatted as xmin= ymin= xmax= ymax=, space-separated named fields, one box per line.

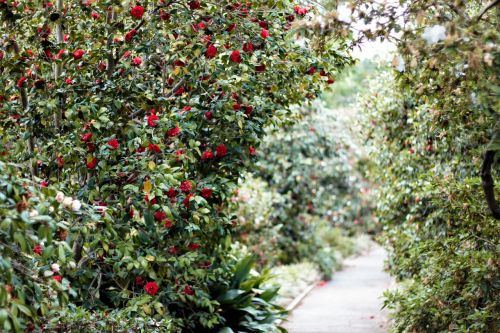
xmin=354 ymin=0 xmax=500 ymax=328
xmin=0 ymin=1 xmax=352 ymax=331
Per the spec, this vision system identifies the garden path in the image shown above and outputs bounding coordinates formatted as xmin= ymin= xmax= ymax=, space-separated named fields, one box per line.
xmin=283 ymin=243 xmax=392 ymax=333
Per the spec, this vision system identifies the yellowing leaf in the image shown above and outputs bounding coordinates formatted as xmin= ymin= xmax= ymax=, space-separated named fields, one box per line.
xmin=148 ymin=161 xmax=156 ymax=170
xmin=143 ymin=179 xmax=152 ymax=194
xmin=145 ymin=255 xmax=155 ymax=262
xmin=142 ymin=304 xmax=151 ymax=315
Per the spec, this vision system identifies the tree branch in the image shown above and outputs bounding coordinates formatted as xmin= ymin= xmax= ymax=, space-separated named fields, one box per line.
xmin=53 ymin=0 xmax=64 ymax=129
xmin=10 ymin=39 xmax=36 ymax=178
xmin=477 ymin=0 xmax=500 ymax=21
xmin=481 ymin=150 xmax=500 ymax=219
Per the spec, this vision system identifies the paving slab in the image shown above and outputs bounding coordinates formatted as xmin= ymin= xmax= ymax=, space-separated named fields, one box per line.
xmin=283 ymin=244 xmax=392 ymax=333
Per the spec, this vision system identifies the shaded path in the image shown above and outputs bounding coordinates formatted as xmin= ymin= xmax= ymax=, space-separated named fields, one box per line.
xmin=283 ymin=244 xmax=392 ymax=333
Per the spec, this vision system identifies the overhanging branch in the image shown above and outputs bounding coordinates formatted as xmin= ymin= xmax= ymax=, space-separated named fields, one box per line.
xmin=477 ymin=0 xmax=500 ymax=21
xmin=481 ymin=150 xmax=500 ymax=219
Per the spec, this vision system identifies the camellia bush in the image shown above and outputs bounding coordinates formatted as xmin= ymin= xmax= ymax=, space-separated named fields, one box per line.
xmin=0 ymin=0 xmax=353 ymax=331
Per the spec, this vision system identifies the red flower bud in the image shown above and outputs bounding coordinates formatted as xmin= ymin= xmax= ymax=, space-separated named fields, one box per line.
xmin=73 ymin=49 xmax=85 ymax=60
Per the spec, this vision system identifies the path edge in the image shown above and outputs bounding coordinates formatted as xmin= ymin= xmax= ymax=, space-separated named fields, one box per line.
xmin=276 ymin=280 xmax=319 ymax=327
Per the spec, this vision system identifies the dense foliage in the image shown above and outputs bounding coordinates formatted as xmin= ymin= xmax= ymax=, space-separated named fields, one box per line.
xmin=0 ymin=1 xmax=352 ymax=331
xmin=349 ymin=1 xmax=500 ymax=331
xmin=233 ymin=104 xmax=370 ymax=278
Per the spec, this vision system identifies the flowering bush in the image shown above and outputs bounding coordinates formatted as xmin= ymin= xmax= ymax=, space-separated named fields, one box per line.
xmin=0 ymin=0 xmax=352 ymax=331
xmin=0 ymin=162 xmax=100 ymax=331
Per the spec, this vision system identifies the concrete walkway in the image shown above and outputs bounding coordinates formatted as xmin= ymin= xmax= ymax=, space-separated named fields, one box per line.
xmin=283 ymin=244 xmax=392 ymax=333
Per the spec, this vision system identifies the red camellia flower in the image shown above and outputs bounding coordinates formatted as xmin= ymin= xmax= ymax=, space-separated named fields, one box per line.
xmin=132 ymin=56 xmax=142 ymax=66
xmin=81 ymin=132 xmax=92 ymax=142
xmin=206 ymin=44 xmax=217 ymax=58
xmin=144 ymin=281 xmax=159 ymax=296
xmin=180 ymin=180 xmax=192 ymax=193
xmin=255 ymin=64 xmax=266 ymax=72
xmin=107 ymin=138 xmax=119 ymax=150
xmin=159 ymin=9 xmax=170 ymax=21
xmin=147 ymin=113 xmax=159 ymax=127
xmin=204 ymin=111 xmax=213 ymax=120
xmin=294 ymin=5 xmax=310 ymax=15
xmin=243 ymin=42 xmax=253 ymax=53
xmin=245 ymin=105 xmax=254 ymax=115
xmin=182 ymin=106 xmax=192 ymax=112
xmin=33 ymin=244 xmax=43 ymax=255
xmin=201 ymin=149 xmax=214 ymax=161
xmin=144 ymin=195 xmax=157 ymax=205
xmin=164 ymin=219 xmax=173 ymax=228
xmin=168 ymin=246 xmax=178 ymax=254
xmin=56 ymin=155 xmax=64 ymax=167
xmin=173 ymin=60 xmax=185 ymax=67
xmin=176 ymin=149 xmax=185 ymax=157
xmin=125 ymin=29 xmax=137 ymax=42
xmin=216 ymin=144 xmax=228 ymax=158
xmin=91 ymin=11 xmax=100 ymax=19
xmin=65 ymin=78 xmax=73 ymax=84
xmin=260 ymin=28 xmax=270 ymax=39
xmin=52 ymin=275 xmax=62 ymax=283
xmin=17 ymin=76 xmax=27 ymax=88
xmin=167 ymin=126 xmax=181 ymax=137
xmin=307 ymin=67 xmax=316 ymax=75
xmin=183 ymin=193 xmax=193 ymax=208
xmin=148 ymin=143 xmax=161 ymax=153
xmin=189 ymin=0 xmax=201 ymax=10
xmin=183 ymin=285 xmax=195 ymax=295
xmin=86 ymin=156 xmax=97 ymax=169
xmin=174 ymin=86 xmax=185 ymax=96
xmin=226 ymin=23 xmax=236 ymax=32
xmin=201 ymin=188 xmax=213 ymax=199
xmin=130 ymin=5 xmax=145 ymax=19
xmin=56 ymin=49 xmax=66 ymax=59
xmin=249 ymin=146 xmax=256 ymax=155
xmin=154 ymin=211 xmax=167 ymax=221
xmin=87 ymin=142 xmax=96 ymax=152
xmin=135 ymin=276 xmax=145 ymax=286
xmin=188 ymin=243 xmax=200 ymax=250
xmin=166 ymin=187 xmax=178 ymax=198
xmin=233 ymin=103 xmax=241 ymax=111
xmin=73 ymin=49 xmax=85 ymax=60
xmin=230 ymin=50 xmax=242 ymax=63
xmin=40 ymin=180 xmax=49 ymax=187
